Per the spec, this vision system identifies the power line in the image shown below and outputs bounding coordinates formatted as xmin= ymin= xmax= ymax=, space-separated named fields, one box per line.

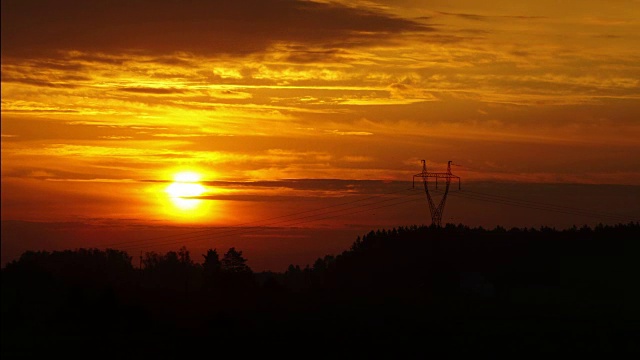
xmin=117 ymin=190 xmax=421 ymax=250
xmin=104 ymin=186 xmax=414 ymax=248
xmin=117 ymin=190 xmax=422 ymax=251
xmin=110 ymin=187 xmax=417 ymax=249
xmin=455 ymin=191 xmax=636 ymax=222
xmin=463 ymin=189 xmax=637 ymax=221
xmin=433 ymin=188 xmax=638 ymax=223
xmin=107 ymin=181 xmax=638 ymax=252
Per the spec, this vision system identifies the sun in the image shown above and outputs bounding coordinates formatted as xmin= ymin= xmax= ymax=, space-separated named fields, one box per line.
xmin=165 ymin=171 xmax=206 ymax=210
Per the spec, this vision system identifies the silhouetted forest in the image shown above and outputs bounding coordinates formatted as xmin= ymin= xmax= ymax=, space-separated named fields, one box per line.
xmin=2 ymin=223 xmax=639 ymax=356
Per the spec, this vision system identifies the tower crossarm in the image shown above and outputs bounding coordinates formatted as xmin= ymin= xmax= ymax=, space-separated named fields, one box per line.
xmin=413 ymin=173 xmax=461 ymax=189
xmin=413 ymin=172 xmax=460 ymax=179
xmin=412 ymin=160 xmax=460 ymax=188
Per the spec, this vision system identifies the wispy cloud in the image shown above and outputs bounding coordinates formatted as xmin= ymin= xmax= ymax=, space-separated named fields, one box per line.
xmin=118 ymin=87 xmax=186 ymax=95
xmin=436 ymin=11 xmax=546 ymax=21
xmin=325 ymin=130 xmax=374 ymax=136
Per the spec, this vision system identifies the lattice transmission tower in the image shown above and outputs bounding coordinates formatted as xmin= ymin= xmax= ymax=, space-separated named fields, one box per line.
xmin=413 ymin=160 xmax=461 ymax=227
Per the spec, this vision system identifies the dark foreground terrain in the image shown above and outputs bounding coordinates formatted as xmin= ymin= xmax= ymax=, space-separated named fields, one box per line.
xmin=2 ymin=223 xmax=639 ymax=356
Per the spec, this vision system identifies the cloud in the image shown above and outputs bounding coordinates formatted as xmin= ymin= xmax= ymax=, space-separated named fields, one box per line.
xmin=118 ymin=87 xmax=186 ymax=95
xmin=200 ymin=178 xmax=402 ymax=193
xmin=152 ymin=134 xmax=206 ymax=138
xmin=325 ymin=129 xmax=373 ymax=136
xmin=281 ymin=48 xmax=349 ymax=64
xmin=1 ymin=75 xmax=80 ymax=88
xmin=436 ymin=11 xmax=546 ymax=21
xmin=1 ymin=0 xmax=431 ymax=59
xmin=341 ymin=156 xmax=372 ymax=163
xmin=338 ymin=98 xmax=429 ymax=105
xmin=99 ymin=136 xmax=134 ymax=140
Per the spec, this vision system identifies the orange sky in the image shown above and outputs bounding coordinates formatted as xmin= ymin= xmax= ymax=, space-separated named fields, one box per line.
xmin=2 ymin=0 xmax=640 ymax=270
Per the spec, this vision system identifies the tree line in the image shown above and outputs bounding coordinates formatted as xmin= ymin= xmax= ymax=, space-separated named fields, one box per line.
xmin=2 ymin=222 xmax=639 ymax=356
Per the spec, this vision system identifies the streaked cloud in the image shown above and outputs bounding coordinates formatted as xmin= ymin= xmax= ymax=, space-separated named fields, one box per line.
xmin=325 ymin=130 xmax=374 ymax=136
xmin=1 ymin=0 xmax=639 ymax=236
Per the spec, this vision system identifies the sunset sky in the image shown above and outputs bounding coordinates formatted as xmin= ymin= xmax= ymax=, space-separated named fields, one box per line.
xmin=2 ymin=0 xmax=639 ymax=271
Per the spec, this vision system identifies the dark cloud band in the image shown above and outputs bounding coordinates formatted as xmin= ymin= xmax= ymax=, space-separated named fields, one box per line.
xmin=2 ymin=0 xmax=430 ymax=58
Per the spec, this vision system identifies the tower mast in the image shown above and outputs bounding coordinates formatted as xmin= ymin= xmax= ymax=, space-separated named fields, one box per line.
xmin=413 ymin=160 xmax=461 ymax=227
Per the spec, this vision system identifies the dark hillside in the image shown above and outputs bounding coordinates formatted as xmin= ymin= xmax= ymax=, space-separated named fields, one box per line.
xmin=269 ymin=223 xmax=640 ymax=354
xmin=2 ymin=223 xmax=639 ymax=356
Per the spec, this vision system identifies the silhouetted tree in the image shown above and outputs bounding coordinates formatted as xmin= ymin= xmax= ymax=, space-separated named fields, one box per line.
xmin=218 ymin=248 xmax=255 ymax=292
xmin=141 ymin=248 xmax=200 ymax=294
xmin=203 ymin=248 xmax=222 ymax=291
xmin=142 ymin=251 xmax=163 ymax=270
xmin=178 ymin=246 xmax=192 ymax=265
xmin=284 ymin=264 xmax=306 ymax=291
xmin=203 ymin=249 xmax=222 ymax=273
xmin=221 ymin=247 xmax=251 ymax=273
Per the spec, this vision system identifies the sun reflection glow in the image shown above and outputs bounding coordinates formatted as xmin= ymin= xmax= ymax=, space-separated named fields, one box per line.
xmin=165 ymin=171 xmax=206 ymax=210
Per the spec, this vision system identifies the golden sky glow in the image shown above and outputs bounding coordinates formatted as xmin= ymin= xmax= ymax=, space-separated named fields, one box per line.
xmin=2 ymin=0 xmax=639 ymax=270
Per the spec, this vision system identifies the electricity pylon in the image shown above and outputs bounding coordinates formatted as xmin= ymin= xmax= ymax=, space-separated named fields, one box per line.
xmin=413 ymin=160 xmax=461 ymax=227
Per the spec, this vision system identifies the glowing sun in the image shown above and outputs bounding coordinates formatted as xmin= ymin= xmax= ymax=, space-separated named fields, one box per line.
xmin=165 ymin=171 xmax=206 ymax=210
